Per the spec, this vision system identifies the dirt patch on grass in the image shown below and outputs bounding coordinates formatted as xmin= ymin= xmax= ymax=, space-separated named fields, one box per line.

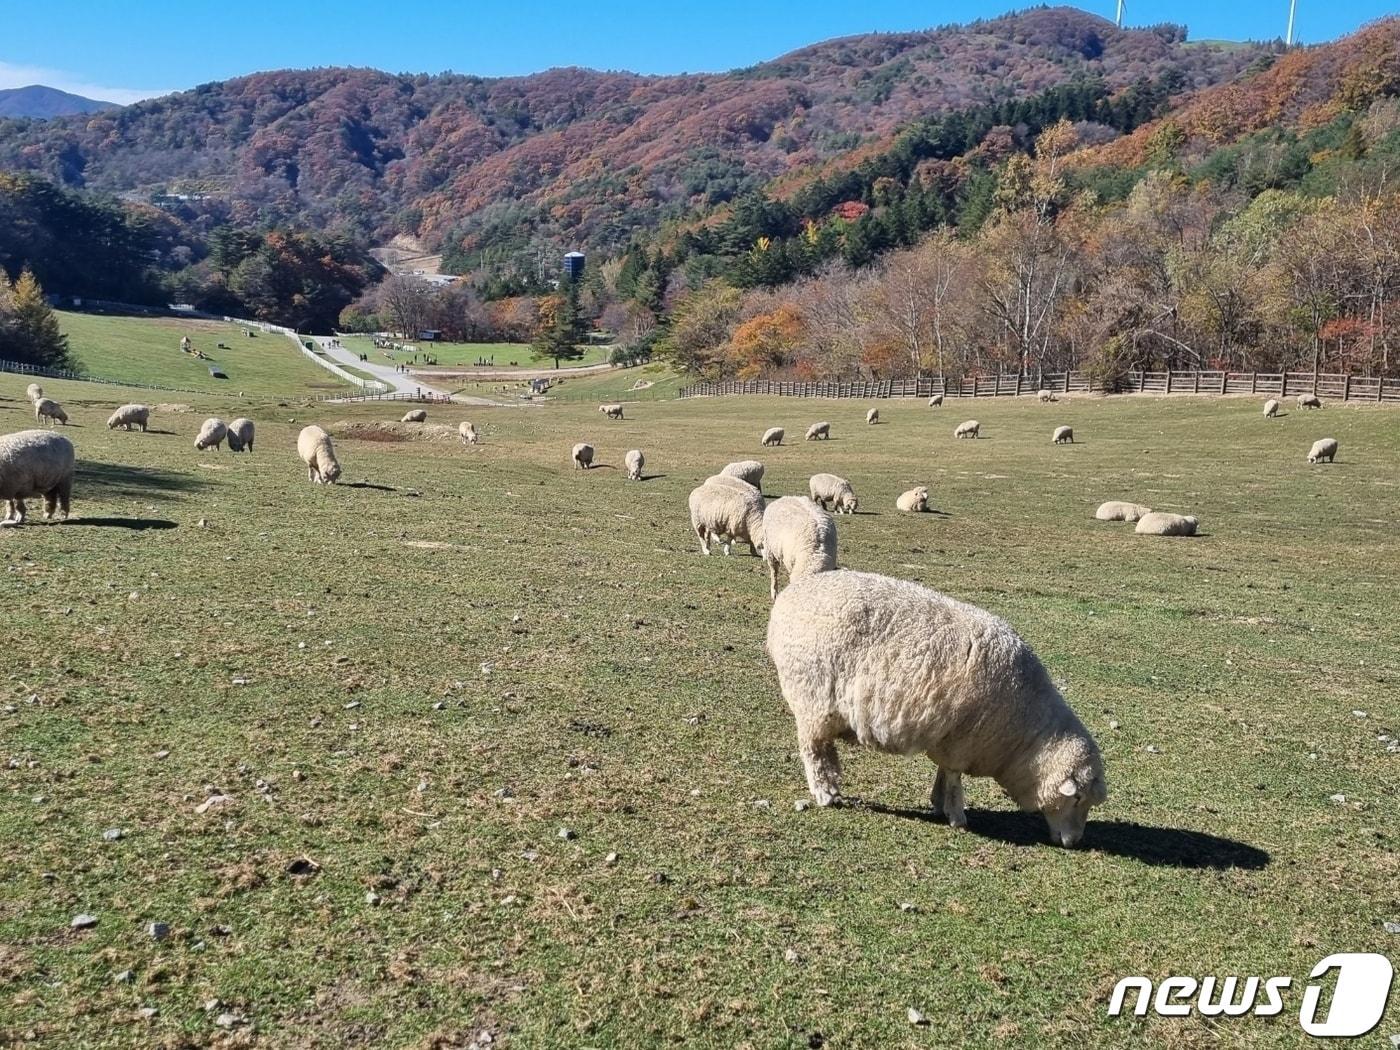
xmin=332 ymin=420 xmax=462 ymax=443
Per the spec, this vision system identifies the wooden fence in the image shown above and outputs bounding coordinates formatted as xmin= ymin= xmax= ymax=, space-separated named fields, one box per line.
xmin=678 ymin=370 xmax=1400 ymax=403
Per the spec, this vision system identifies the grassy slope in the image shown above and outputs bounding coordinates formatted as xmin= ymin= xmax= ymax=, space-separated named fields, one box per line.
xmin=57 ymin=312 xmax=354 ymax=397
xmin=452 ymin=363 xmax=686 ymax=403
xmin=1 ymin=381 xmax=1397 ymax=1048
xmin=338 ymin=334 xmax=610 ymax=371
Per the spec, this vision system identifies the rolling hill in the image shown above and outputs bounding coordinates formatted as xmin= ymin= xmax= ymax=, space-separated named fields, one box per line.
xmin=0 ymin=84 xmax=117 ymax=119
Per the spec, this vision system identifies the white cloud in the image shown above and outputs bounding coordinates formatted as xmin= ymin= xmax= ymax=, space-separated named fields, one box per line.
xmin=0 ymin=59 xmax=174 ymax=105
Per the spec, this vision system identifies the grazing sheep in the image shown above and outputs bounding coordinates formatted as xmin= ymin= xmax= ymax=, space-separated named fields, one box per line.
xmin=193 ymin=418 xmax=228 ymax=451
xmin=572 ymin=442 xmax=595 ymax=470
xmin=459 ymin=421 xmax=479 ymax=445
xmin=1038 ymin=389 xmax=1057 ymax=403
xmin=1135 ymin=512 xmax=1198 ymax=536
xmin=227 ymin=418 xmax=255 ymax=453
xmin=625 ymin=448 xmax=645 ymax=481
xmin=896 ymin=486 xmax=929 ymax=513
xmin=600 ymin=404 xmax=624 ymax=420
xmin=1297 ymin=394 xmax=1322 ymax=410
xmin=1052 ymin=425 xmax=1074 ymax=444
xmin=689 ymin=475 xmax=765 ymax=557
xmin=25 ymin=383 xmax=44 ymax=403
xmin=766 ymin=570 xmax=1108 ymax=846
xmin=0 ymin=430 xmax=75 ymax=526
xmin=805 ymin=421 xmax=831 ymax=441
xmin=1307 ymin=438 xmax=1338 ymax=464
xmin=761 ymin=426 xmax=785 ymax=447
xmin=720 ymin=460 xmax=765 ymax=489
xmin=866 ymin=407 xmax=879 ymax=425
xmin=107 ymin=404 xmax=151 ymax=431
xmin=1263 ymin=398 xmax=1280 ymax=418
xmin=33 ymin=398 xmax=68 ymax=426
xmin=808 ymin=472 xmax=859 ymax=515
xmin=954 ymin=419 xmax=980 ymax=439
xmin=1095 ymin=501 xmax=1151 ymax=522
xmin=928 ymin=393 xmax=944 ymax=407
xmin=297 ymin=425 xmax=341 ymax=484
xmin=762 ymin=495 xmax=837 ymax=600
xmin=401 ymin=408 xmax=428 ymax=423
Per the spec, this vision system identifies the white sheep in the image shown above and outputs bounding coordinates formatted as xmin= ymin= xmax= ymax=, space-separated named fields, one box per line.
xmin=689 ymin=475 xmax=764 ymax=557
xmin=107 ymin=404 xmax=151 ymax=431
xmin=805 ymin=422 xmax=831 ymax=441
xmin=227 ymin=418 xmax=255 ymax=453
xmin=1297 ymin=394 xmax=1322 ymax=410
xmin=194 ymin=417 xmax=228 ymax=451
xmin=459 ymin=421 xmax=479 ymax=445
xmin=25 ymin=383 xmax=43 ymax=403
xmin=954 ymin=419 xmax=980 ymax=439
xmin=766 ymin=569 xmax=1108 ymax=846
xmin=33 ymin=398 xmax=68 ymax=426
xmin=1038 ymin=389 xmax=1057 ymax=403
xmin=600 ymin=404 xmax=624 ymax=420
xmin=761 ymin=427 xmax=784 ymax=447
xmin=928 ymin=393 xmax=944 ymax=407
xmin=1095 ymin=501 xmax=1151 ymax=522
xmin=572 ymin=442 xmax=595 ymax=470
xmin=762 ymin=495 xmax=837 ymax=600
xmin=1263 ymin=398 xmax=1280 ymax=418
xmin=625 ymin=449 xmax=645 ymax=481
xmin=401 ymin=408 xmax=428 ymax=423
xmin=720 ymin=460 xmax=765 ymax=489
xmin=298 ymin=425 xmax=341 ymax=484
xmin=1307 ymin=438 xmax=1338 ymax=464
xmin=1135 ymin=512 xmax=1198 ymax=536
xmin=1052 ymin=425 xmax=1074 ymax=444
xmin=866 ymin=407 xmax=879 ymax=425
xmin=808 ymin=472 xmax=858 ymax=515
xmin=0 ymin=430 xmax=74 ymax=526
xmin=896 ymin=486 xmax=929 ymax=513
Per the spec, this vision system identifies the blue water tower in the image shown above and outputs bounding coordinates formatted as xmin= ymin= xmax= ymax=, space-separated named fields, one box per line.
xmin=563 ymin=251 xmax=586 ymax=283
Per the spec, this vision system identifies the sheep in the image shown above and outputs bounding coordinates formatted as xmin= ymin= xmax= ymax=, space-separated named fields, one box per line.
xmin=1052 ymin=425 xmax=1074 ymax=444
xmin=762 ymin=495 xmax=837 ymax=600
xmin=1095 ymin=501 xmax=1151 ymax=522
xmin=720 ymin=460 xmax=765 ymax=489
xmin=194 ymin=418 xmax=228 ymax=451
xmin=33 ymin=398 xmax=68 ymax=426
xmin=1263 ymin=398 xmax=1280 ymax=418
xmin=1307 ymin=438 xmax=1338 ymax=464
xmin=227 ymin=418 xmax=255 ymax=453
xmin=928 ymin=393 xmax=944 ymax=407
xmin=1135 ymin=512 xmax=1198 ymax=536
xmin=808 ymin=472 xmax=859 ymax=515
xmin=766 ymin=569 xmax=1108 ymax=846
xmin=459 ymin=421 xmax=479 ymax=445
xmin=689 ymin=475 xmax=765 ymax=557
xmin=1038 ymin=389 xmax=1057 ymax=403
xmin=896 ymin=486 xmax=929 ymax=513
xmin=106 ymin=404 xmax=151 ymax=431
xmin=297 ymin=425 xmax=341 ymax=484
xmin=572 ymin=442 xmax=595 ymax=470
xmin=0 ymin=430 xmax=75 ymax=527
xmin=25 ymin=383 xmax=43 ymax=403
xmin=761 ymin=427 xmax=784 ymax=447
xmin=625 ymin=449 xmax=645 ymax=481
xmin=1297 ymin=394 xmax=1322 ymax=410
xmin=600 ymin=404 xmax=624 ymax=420
xmin=954 ymin=419 xmax=980 ymax=439
xmin=805 ymin=422 xmax=831 ymax=441
xmin=401 ymin=408 xmax=428 ymax=423
xmin=866 ymin=407 xmax=879 ymax=425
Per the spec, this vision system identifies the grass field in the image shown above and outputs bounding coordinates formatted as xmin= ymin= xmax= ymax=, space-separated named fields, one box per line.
xmin=453 ymin=363 xmax=686 ymax=403
xmin=1 ymin=380 xmax=1397 ymax=1048
xmin=57 ymin=312 xmax=354 ymax=398
xmin=337 ymin=335 xmax=611 ymax=371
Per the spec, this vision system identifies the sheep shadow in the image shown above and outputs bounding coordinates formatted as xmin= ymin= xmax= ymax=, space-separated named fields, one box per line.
xmin=343 ymin=481 xmax=398 ymax=492
xmin=861 ymin=802 xmax=1269 ymax=870
xmin=60 ymin=517 xmax=178 ymax=531
xmin=639 ymin=474 xmax=668 ymax=482
xmin=76 ymin=462 xmax=207 ymax=501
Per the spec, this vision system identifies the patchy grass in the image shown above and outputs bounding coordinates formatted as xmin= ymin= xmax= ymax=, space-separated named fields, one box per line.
xmin=452 ymin=363 xmax=685 ymax=403
xmin=1 ymin=382 xmax=1397 ymax=1048
xmin=338 ymin=335 xmax=611 ymax=371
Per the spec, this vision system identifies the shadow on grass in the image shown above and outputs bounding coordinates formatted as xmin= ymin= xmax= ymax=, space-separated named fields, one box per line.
xmin=343 ymin=481 xmax=398 ymax=492
xmin=61 ymin=517 xmax=178 ymax=531
xmin=639 ymin=474 xmax=668 ymax=481
xmin=76 ymin=461 xmax=207 ymax=501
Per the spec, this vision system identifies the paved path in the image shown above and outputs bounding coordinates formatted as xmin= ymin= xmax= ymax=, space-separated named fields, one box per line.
xmin=418 ymin=361 xmax=615 ymax=382
xmin=313 ymin=336 xmax=457 ymax=398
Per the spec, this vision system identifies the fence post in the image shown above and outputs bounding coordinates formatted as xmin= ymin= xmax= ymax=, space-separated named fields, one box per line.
xmin=1251 ymin=372 xmax=1257 ymax=394
xmin=1016 ymin=373 xmax=1023 ymax=397
xmin=1194 ymin=372 xmax=1200 ymax=393
xmin=1343 ymin=374 xmax=1351 ymax=402
xmin=1166 ymin=372 xmax=1172 ymax=394
xmin=1220 ymin=372 xmax=1227 ymax=395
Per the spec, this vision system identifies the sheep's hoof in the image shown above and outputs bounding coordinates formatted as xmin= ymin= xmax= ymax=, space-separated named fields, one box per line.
xmin=813 ymin=789 xmax=841 ymax=808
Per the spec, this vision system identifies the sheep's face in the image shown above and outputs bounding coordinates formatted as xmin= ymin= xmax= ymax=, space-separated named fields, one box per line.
xmin=1042 ymin=766 xmax=1108 ymax=848
xmin=322 ymin=460 xmax=342 ymax=484
xmin=840 ymin=494 xmax=859 ymax=513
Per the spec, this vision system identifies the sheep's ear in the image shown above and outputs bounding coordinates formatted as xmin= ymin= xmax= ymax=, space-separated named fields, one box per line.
xmin=1087 ymin=777 xmax=1108 ymax=804
xmin=1057 ymin=777 xmax=1078 ymax=798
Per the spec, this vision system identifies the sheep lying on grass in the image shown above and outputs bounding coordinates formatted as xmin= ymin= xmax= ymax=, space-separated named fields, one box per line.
xmin=1052 ymin=425 xmax=1074 ymax=444
xmin=0 ymin=430 xmax=74 ymax=526
xmin=761 ymin=427 xmax=785 ymax=447
xmin=459 ymin=422 xmax=479 ymax=445
xmin=954 ymin=419 xmax=980 ymax=439
xmin=1307 ymin=438 xmax=1338 ymax=464
xmin=401 ymin=409 xmax=427 ymax=423
xmin=805 ymin=422 xmax=830 ymax=441
xmin=1298 ymin=394 xmax=1322 ymax=409
xmin=721 ymin=460 xmax=765 ymax=489
xmin=298 ymin=425 xmax=341 ymax=484
xmin=1135 ymin=512 xmax=1198 ymax=536
xmin=689 ymin=475 xmax=764 ymax=557
xmin=896 ymin=486 xmax=929 ymax=513
xmin=194 ymin=418 xmax=228 ymax=451
xmin=766 ymin=569 xmax=1108 ymax=847
xmin=34 ymin=398 xmax=68 ymax=426
xmin=25 ymin=384 xmax=43 ymax=403
xmin=625 ymin=449 xmax=645 ymax=481
xmin=600 ymin=404 xmax=624 ymax=420
xmin=866 ymin=407 xmax=879 ymax=425
xmin=107 ymin=404 xmax=151 ymax=431
xmin=1095 ymin=501 xmax=1151 ymax=522
xmin=928 ymin=393 xmax=944 ymax=407
xmin=809 ymin=472 xmax=858 ymax=514
xmin=762 ymin=496 xmax=837 ymax=600
xmin=1263 ymin=398 xmax=1280 ymax=418
xmin=572 ymin=443 xmax=595 ymax=470
xmin=227 ymin=418 xmax=255 ymax=453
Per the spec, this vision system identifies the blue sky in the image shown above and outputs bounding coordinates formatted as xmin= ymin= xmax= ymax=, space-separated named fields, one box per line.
xmin=0 ymin=0 xmax=1393 ymax=103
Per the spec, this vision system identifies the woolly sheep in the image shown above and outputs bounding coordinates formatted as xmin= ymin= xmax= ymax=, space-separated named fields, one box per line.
xmin=401 ymin=408 xmax=428 ymax=423
xmin=720 ymin=460 xmax=765 ymax=489
xmin=625 ymin=448 xmax=645 ymax=481
xmin=954 ymin=419 xmax=980 ymax=439
xmin=1307 ymin=437 xmax=1338 ymax=464
xmin=227 ymin=418 xmax=255 ymax=453
xmin=600 ymin=404 xmax=624 ymax=420
xmin=297 ymin=425 xmax=341 ymax=484
xmin=762 ymin=495 xmax=837 ymax=600
xmin=1095 ymin=501 xmax=1151 ymax=522
xmin=33 ymin=398 xmax=67 ymax=426
xmin=896 ymin=486 xmax=929 ymax=513
xmin=1135 ymin=511 xmax=1198 ymax=536
xmin=928 ymin=393 xmax=944 ymax=407
xmin=689 ymin=475 xmax=765 ymax=557
xmin=572 ymin=442 xmax=595 ymax=470
xmin=459 ymin=421 xmax=479 ymax=445
xmin=1052 ymin=425 xmax=1074 ymax=444
xmin=194 ymin=417 xmax=228 ymax=451
xmin=761 ymin=426 xmax=784 ymax=447
xmin=1297 ymin=394 xmax=1322 ymax=409
xmin=25 ymin=383 xmax=44 ymax=403
xmin=805 ymin=421 xmax=831 ymax=441
xmin=1038 ymin=389 xmax=1057 ymax=403
xmin=107 ymin=404 xmax=150 ymax=431
xmin=0 ymin=430 xmax=74 ymax=526
xmin=766 ymin=570 xmax=1108 ymax=846
xmin=866 ymin=407 xmax=879 ymax=425
xmin=1263 ymin=398 xmax=1280 ymax=418
xmin=808 ymin=472 xmax=858 ymax=515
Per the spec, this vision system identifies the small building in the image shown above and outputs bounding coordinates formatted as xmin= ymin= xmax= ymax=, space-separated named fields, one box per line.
xmin=563 ymin=251 xmax=586 ymax=283
xmin=418 ymin=329 xmax=442 ymax=342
